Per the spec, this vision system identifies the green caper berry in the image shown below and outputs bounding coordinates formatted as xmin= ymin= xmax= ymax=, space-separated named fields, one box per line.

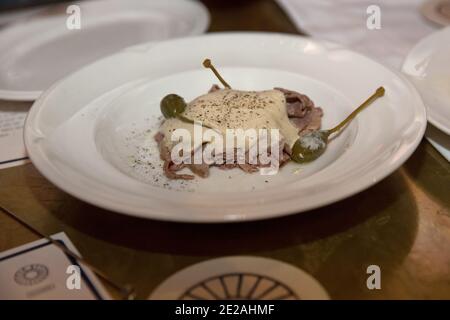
xmin=160 ymin=94 xmax=187 ymax=119
xmin=291 ymin=131 xmax=329 ymax=163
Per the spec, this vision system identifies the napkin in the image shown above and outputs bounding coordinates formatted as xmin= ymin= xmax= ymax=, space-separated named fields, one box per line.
xmin=277 ymin=0 xmax=438 ymax=68
xmin=277 ymin=0 xmax=450 ymax=161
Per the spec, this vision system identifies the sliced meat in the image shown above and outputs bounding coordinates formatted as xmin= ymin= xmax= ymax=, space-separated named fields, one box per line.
xmin=286 ymin=101 xmax=309 ymax=118
xmin=208 ymin=84 xmax=221 ymax=93
xmin=216 ymin=163 xmax=237 ymax=170
xmin=188 ymin=163 xmax=210 ymax=178
xmin=163 ymin=161 xmax=194 ymax=180
xmin=275 ymin=87 xmax=323 ymax=134
xmin=155 ymin=133 xmax=194 ymax=179
xmin=238 ymin=163 xmax=260 ymax=173
xmin=274 ymin=87 xmax=315 ymax=116
xmin=304 ymin=107 xmax=323 ymax=134
xmin=156 ymin=131 xmax=294 ymax=179
xmin=157 ymin=138 xmax=171 ymax=162
xmin=154 ymin=131 xmax=165 ymax=143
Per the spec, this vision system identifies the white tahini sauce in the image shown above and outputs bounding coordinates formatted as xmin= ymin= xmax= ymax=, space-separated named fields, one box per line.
xmin=159 ymin=89 xmax=299 ymax=151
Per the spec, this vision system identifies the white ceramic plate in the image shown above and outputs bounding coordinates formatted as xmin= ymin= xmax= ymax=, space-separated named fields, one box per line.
xmin=0 ymin=0 xmax=209 ymax=101
xmin=24 ymin=33 xmax=427 ymax=223
xmin=402 ymin=26 xmax=450 ymax=135
xmin=149 ymin=256 xmax=329 ymax=300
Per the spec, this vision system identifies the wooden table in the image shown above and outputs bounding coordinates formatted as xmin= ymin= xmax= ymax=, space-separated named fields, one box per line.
xmin=0 ymin=0 xmax=449 ymax=299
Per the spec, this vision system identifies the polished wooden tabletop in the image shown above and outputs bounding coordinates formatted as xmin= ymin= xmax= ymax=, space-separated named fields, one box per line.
xmin=0 ymin=0 xmax=449 ymax=299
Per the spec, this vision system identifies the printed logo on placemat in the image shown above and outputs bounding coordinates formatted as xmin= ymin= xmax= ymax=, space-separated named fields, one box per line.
xmin=0 ymin=233 xmax=110 ymax=299
xmin=14 ymin=264 xmax=49 ymax=286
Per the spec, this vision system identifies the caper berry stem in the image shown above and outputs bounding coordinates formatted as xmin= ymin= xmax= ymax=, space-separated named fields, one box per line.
xmin=177 ymin=114 xmax=212 ymax=129
xmin=290 ymin=86 xmax=386 ymax=164
xmin=328 ymin=86 xmax=385 ymax=135
xmin=203 ymin=59 xmax=231 ymax=89
xmin=176 ymin=114 xmax=195 ymax=125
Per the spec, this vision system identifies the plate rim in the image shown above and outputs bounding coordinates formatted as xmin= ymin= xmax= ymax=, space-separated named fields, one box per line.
xmin=24 ymin=32 xmax=427 ymax=223
xmin=0 ymin=0 xmax=210 ymax=101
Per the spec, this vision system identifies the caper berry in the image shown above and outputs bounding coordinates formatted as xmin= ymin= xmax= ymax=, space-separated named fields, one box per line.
xmin=290 ymin=87 xmax=385 ymax=164
xmin=160 ymin=94 xmax=187 ymax=119
xmin=291 ymin=131 xmax=329 ymax=163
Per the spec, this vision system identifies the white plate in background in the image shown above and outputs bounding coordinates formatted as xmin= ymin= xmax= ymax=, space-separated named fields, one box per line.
xmin=149 ymin=256 xmax=329 ymax=300
xmin=0 ymin=0 xmax=209 ymax=101
xmin=24 ymin=33 xmax=426 ymax=223
xmin=402 ymin=26 xmax=450 ymax=135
